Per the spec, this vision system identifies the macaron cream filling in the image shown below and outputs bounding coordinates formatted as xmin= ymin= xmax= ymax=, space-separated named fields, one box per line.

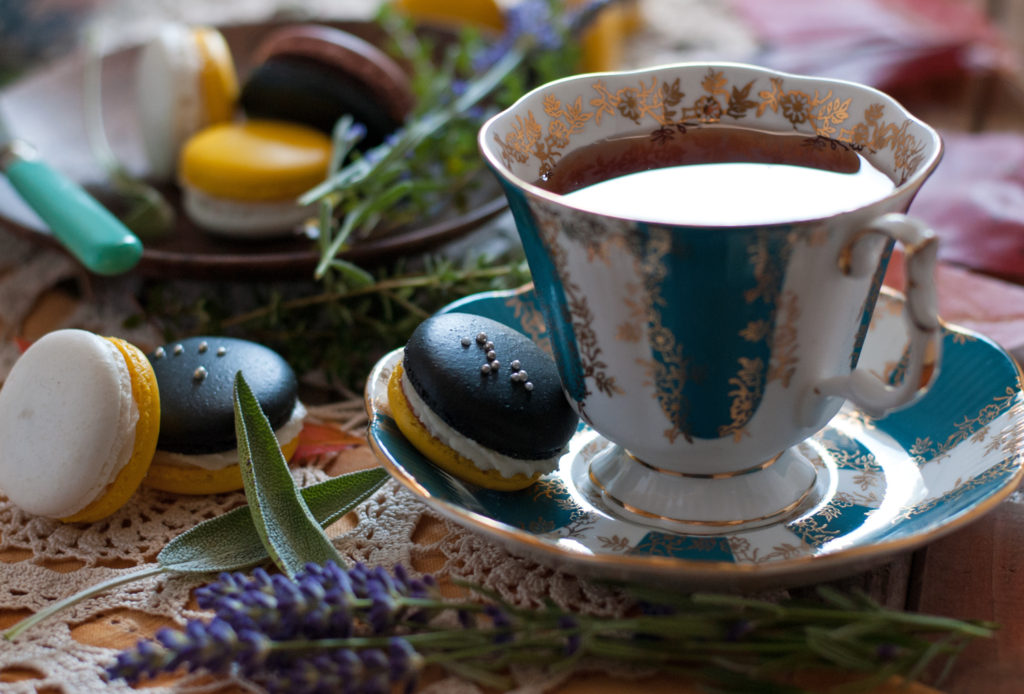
xmin=181 ymin=186 xmax=316 ymax=237
xmin=68 ymin=338 xmax=140 ymax=517
xmin=399 ymin=368 xmax=563 ymax=479
xmin=153 ymin=400 xmax=307 ymax=471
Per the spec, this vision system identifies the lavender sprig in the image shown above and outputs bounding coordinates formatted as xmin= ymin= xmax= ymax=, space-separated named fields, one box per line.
xmin=106 ymin=561 xmax=996 ymax=694
xmin=305 ymin=0 xmax=606 ymax=284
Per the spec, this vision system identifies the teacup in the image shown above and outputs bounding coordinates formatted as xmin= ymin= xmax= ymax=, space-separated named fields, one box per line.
xmin=479 ymin=62 xmax=943 ymax=532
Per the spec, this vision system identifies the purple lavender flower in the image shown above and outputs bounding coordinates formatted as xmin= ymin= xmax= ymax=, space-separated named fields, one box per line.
xmin=105 ymin=638 xmax=170 ymax=683
xmin=107 ymin=618 xmax=271 ymax=684
xmin=474 ymin=0 xmax=563 ymax=71
xmin=472 ymin=0 xmax=617 ymax=72
xmin=876 ymin=643 xmax=902 ymax=662
xmin=558 ymin=615 xmax=582 ymax=655
xmin=726 ymin=619 xmax=755 ymax=642
xmin=637 ymin=599 xmax=676 ymax=617
xmin=341 ymin=121 xmax=368 ymax=144
xmin=108 ymin=563 xmax=432 ymax=691
xmin=250 ymin=643 xmax=420 ymax=694
xmin=484 ymin=603 xmax=514 ymax=644
xmin=195 ymin=561 xmax=433 ymax=640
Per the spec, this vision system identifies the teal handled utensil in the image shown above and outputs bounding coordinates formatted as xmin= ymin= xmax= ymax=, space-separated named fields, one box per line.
xmin=0 ymin=112 xmax=143 ymax=276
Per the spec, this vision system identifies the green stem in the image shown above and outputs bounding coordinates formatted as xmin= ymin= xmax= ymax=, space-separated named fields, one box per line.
xmin=314 ymin=197 xmax=372 ymax=279
xmin=301 ymin=43 xmax=528 ymax=277
xmin=584 ymin=635 xmax=803 ymax=662
xmin=314 ymin=177 xmax=442 ymax=279
xmin=4 ymin=564 xmax=168 ymax=641
xmin=436 ymin=660 xmax=513 ymax=690
xmin=380 ymin=288 xmax=432 ymax=320
xmin=903 ymin=632 xmax=965 ymax=683
xmin=219 ymin=264 xmax=523 ymax=328
xmin=269 ymin=626 xmax=506 ymax=652
xmin=690 ymin=594 xmax=997 ymax=638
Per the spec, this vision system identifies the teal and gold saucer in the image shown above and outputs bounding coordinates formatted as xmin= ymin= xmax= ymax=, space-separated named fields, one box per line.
xmin=366 ymin=286 xmax=1024 ymax=590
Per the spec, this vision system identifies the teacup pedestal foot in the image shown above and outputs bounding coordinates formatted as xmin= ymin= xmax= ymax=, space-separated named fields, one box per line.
xmin=582 ymin=445 xmax=826 ymax=535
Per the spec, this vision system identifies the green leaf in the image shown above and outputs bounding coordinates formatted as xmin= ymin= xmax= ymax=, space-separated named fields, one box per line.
xmin=233 ymin=371 xmax=344 ymax=577
xmin=157 ymin=467 xmax=389 ymax=573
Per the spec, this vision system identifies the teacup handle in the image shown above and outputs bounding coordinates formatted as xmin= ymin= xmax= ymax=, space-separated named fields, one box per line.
xmin=803 ymin=213 xmax=941 ymax=424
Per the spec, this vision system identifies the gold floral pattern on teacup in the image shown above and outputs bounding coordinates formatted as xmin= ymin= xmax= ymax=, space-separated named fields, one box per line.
xmin=767 ymin=291 xmax=801 ymax=388
xmin=492 ymin=68 xmax=927 ymax=185
xmin=626 ymin=228 xmax=692 ymax=444
xmin=531 ymin=199 xmax=624 ymax=416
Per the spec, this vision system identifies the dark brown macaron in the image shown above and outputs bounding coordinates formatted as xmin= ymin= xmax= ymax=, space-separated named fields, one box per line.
xmin=241 ymin=24 xmax=414 ymax=141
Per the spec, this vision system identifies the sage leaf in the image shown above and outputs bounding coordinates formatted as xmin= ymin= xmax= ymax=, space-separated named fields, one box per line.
xmin=233 ymin=371 xmax=345 ymax=577
xmin=157 ymin=467 xmax=389 ymax=573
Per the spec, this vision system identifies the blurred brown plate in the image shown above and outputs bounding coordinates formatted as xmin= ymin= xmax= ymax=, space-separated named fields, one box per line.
xmin=0 ymin=20 xmax=506 ymax=280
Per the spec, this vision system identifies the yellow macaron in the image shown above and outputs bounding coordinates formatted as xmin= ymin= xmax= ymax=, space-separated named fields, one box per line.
xmin=391 ymin=0 xmax=506 ymax=32
xmin=178 ymin=120 xmax=331 ymax=237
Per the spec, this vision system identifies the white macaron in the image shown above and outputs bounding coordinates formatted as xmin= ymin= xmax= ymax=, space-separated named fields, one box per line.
xmin=0 ymin=330 xmax=160 ymax=522
xmin=135 ymin=23 xmax=239 ymax=182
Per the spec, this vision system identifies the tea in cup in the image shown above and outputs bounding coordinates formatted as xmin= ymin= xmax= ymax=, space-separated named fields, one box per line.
xmin=479 ymin=63 xmax=942 ymax=532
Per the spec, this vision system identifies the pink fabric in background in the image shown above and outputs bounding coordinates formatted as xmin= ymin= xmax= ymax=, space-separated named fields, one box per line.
xmin=728 ymin=0 xmax=1015 ymax=90
xmin=910 ymin=131 xmax=1024 ymax=283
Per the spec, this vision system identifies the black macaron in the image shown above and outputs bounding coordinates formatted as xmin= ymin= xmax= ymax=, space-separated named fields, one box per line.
xmin=402 ymin=313 xmax=578 ymax=460
xmin=240 ymin=24 xmax=414 ymax=145
xmin=240 ymin=56 xmax=401 ymax=144
xmin=148 ymin=337 xmax=298 ymax=455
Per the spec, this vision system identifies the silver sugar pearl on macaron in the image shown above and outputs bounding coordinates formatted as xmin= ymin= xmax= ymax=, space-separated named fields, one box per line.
xmin=524 ymin=381 xmax=534 ymax=391
xmin=216 ymin=346 xmax=227 ymax=356
xmin=486 ymin=350 xmax=496 ymax=361
xmin=198 ymin=341 xmax=209 ymax=353
xmin=193 ymin=366 xmax=208 ymax=381
xmin=480 ymin=363 xmax=492 ymax=375
xmin=173 ymin=344 xmax=184 ymax=355
xmin=153 ymin=346 xmax=166 ymax=359
xmin=484 ymin=341 xmax=494 ymax=351
xmin=510 ymin=359 xmax=521 ymax=371
xmin=490 ymin=360 xmax=500 ymax=370
xmin=461 ymin=336 xmax=471 ymax=347
xmin=476 ymin=332 xmax=487 ymax=345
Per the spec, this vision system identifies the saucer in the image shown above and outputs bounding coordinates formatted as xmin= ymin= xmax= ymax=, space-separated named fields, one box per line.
xmin=365 ymin=286 xmax=1024 ymax=590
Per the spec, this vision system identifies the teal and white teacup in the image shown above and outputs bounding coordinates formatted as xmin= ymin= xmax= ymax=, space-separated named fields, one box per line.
xmin=479 ymin=63 xmax=943 ymax=532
